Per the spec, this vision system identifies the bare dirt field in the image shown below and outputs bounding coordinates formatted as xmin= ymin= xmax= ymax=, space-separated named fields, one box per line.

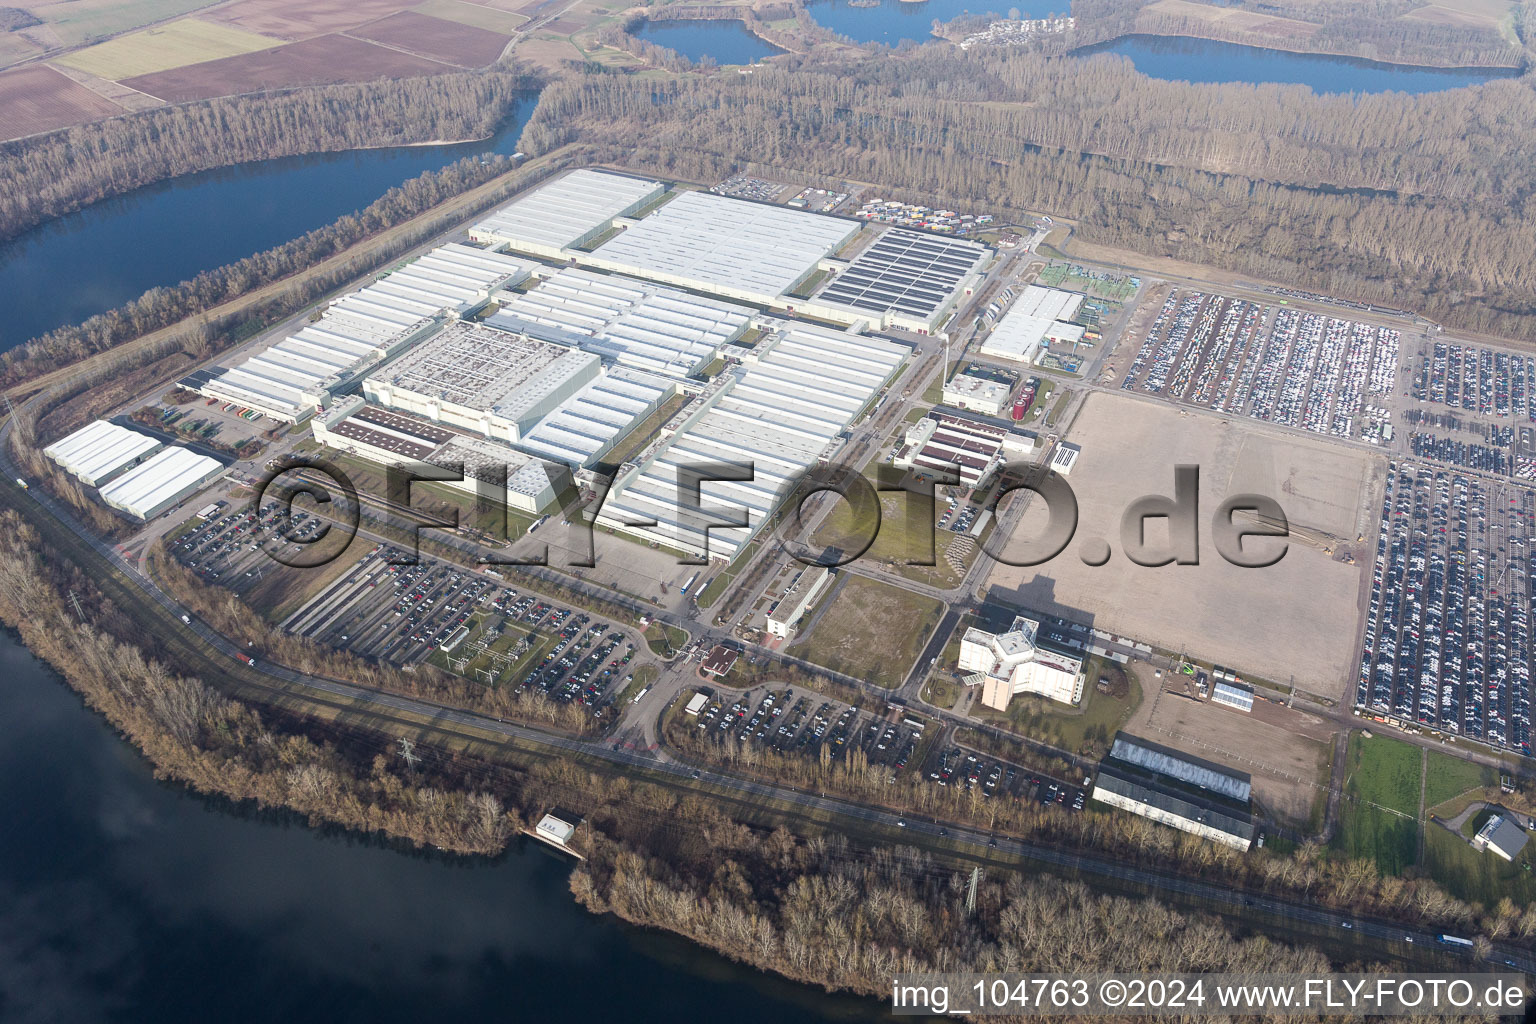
xmin=53 ymin=17 xmax=280 ymax=79
xmin=988 ymin=392 xmax=1379 ymax=700
xmin=204 ymin=0 xmax=413 ymax=39
xmin=1143 ymin=0 xmax=1321 ymax=40
xmin=414 ymin=0 xmax=527 ymax=34
xmin=0 ymin=64 xmax=125 ymax=140
xmin=1403 ymin=0 xmax=1513 ymax=29
xmin=349 ymin=10 xmax=509 ymax=66
xmin=122 ymin=33 xmax=448 ymax=101
xmin=1124 ymin=663 xmax=1333 ymax=825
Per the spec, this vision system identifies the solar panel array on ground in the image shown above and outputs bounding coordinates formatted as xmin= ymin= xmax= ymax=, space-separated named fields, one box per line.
xmin=818 ymin=228 xmax=987 ymax=322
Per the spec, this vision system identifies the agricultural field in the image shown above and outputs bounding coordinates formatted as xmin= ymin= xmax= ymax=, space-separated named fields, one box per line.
xmin=121 ymin=33 xmax=447 ymax=101
xmin=1141 ymin=0 xmax=1322 ymax=40
xmin=787 ymin=575 xmax=943 ymax=688
xmin=414 ymin=0 xmax=527 ymax=34
xmin=53 ymin=17 xmax=279 ymax=78
xmin=349 ymin=9 xmax=509 ymax=66
xmin=204 ymin=0 xmax=412 ymax=38
xmin=1334 ymin=732 xmax=1421 ymax=874
xmin=8 ymin=0 xmax=220 ymax=51
xmin=0 ymin=64 xmax=124 ymax=139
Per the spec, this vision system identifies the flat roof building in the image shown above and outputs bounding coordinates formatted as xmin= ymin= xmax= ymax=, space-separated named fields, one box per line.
xmin=98 ymin=446 xmax=225 ymax=520
xmin=488 ymin=267 xmax=751 ymax=379
xmin=598 ymin=321 xmax=905 ymax=560
xmin=685 ymin=692 xmax=710 ymax=716
xmin=584 ymin=190 xmax=859 ymax=305
xmin=535 ymin=813 xmax=577 ymax=846
xmin=1092 ymin=768 xmax=1255 ymax=851
xmin=312 ymin=404 xmax=560 ymax=514
xmin=468 ymin=169 xmax=664 ymax=257
xmin=959 ymin=614 xmax=1084 ymax=709
xmin=765 ymin=567 xmax=833 ymax=640
xmin=1474 ymin=814 xmax=1529 ymax=862
xmin=198 ymin=244 xmax=535 ymax=422
xmin=44 ymin=420 xmax=162 ymax=486
xmin=979 ymin=286 xmax=1085 ymax=365
xmin=942 ymin=372 xmax=1012 ymax=417
xmin=1049 ymin=442 xmax=1080 ymax=476
xmin=892 ymin=411 xmax=1032 ymax=491
xmin=814 ymin=228 xmax=989 ymax=334
xmin=364 ymin=322 xmax=600 ymax=442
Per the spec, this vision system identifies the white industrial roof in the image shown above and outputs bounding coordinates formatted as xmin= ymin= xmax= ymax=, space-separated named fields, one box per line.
xmin=516 ymin=366 xmax=672 ymax=468
xmin=470 ymin=169 xmax=663 ymax=252
xmin=44 ymin=420 xmax=161 ymax=484
xmin=430 ymin=435 xmax=554 ymax=500
xmin=1049 ymin=442 xmax=1080 ymax=475
xmin=590 ymin=190 xmax=858 ymax=298
xmin=201 ymin=243 xmax=534 ymax=418
xmin=370 ymin=321 xmax=599 ymax=423
xmin=1109 ymin=735 xmax=1251 ymax=803
xmin=1012 ymin=285 xmax=1084 ymax=322
xmin=817 ymin=228 xmax=988 ymax=322
xmin=98 ymin=446 xmax=222 ymax=518
xmin=600 ymin=322 xmax=905 ymax=558
xmin=489 ymin=267 xmax=750 ymax=378
xmin=1211 ymin=680 xmax=1254 ymax=712
xmin=944 ymin=373 xmax=1011 ymax=406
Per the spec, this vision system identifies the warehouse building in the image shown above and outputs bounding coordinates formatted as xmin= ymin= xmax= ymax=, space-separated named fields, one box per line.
xmin=363 ymin=322 xmax=600 ymax=442
xmin=487 ymin=267 xmax=751 ymax=379
xmin=597 ymin=322 xmax=905 ymax=560
xmin=198 ymin=244 xmax=535 ymax=422
xmin=583 ymin=190 xmax=859 ymax=306
xmin=311 ymin=404 xmax=559 ymax=514
xmin=1107 ymin=735 xmax=1252 ymax=803
xmin=892 ymin=411 xmax=1033 ymax=491
xmin=1091 ymin=769 xmax=1255 ymax=851
xmin=959 ymin=614 xmax=1084 ymax=709
xmin=467 ymin=169 xmax=664 ymax=258
xmin=44 ymin=420 xmax=162 ymax=486
xmin=942 ymin=372 xmax=1012 ymax=417
xmin=98 ymin=446 xmax=225 ymax=520
xmin=978 ymin=286 xmax=1085 ymax=364
xmin=514 ymin=366 xmax=674 ymax=470
xmin=814 ymin=228 xmax=989 ymax=334
xmin=765 ymin=567 xmax=834 ymax=640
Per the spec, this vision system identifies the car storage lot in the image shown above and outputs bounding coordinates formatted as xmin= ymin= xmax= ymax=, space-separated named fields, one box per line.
xmin=1118 ymin=288 xmax=1399 ymax=444
xmin=1358 ymin=459 xmax=1532 ymax=753
xmin=690 ymin=688 xmax=928 ymax=768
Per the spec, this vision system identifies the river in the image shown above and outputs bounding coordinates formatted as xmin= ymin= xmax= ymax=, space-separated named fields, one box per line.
xmin=0 ymin=628 xmax=886 ymax=1023
xmin=0 ymin=92 xmax=540 ymax=353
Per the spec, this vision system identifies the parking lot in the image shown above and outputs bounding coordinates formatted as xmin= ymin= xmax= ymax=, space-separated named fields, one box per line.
xmin=280 ymin=546 xmax=639 ymax=716
xmin=1357 ymin=460 xmax=1532 ymax=752
xmin=690 ymin=689 xmax=927 ymax=768
xmin=1404 ymin=341 xmax=1536 ymax=479
xmin=1118 ymin=289 xmax=1399 ymax=443
xmin=169 ymin=500 xmax=335 ymax=594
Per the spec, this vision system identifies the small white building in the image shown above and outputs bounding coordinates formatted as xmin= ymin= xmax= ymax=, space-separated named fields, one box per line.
xmin=959 ymin=614 xmax=1083 ymax=710
xmin=535 ymin=813 xmax=577 ymax=846
xmin=1473 ymin=814 xmax=1529 ymax=862
xmin=766 ymin=567 xmax=833 ymax=640
xmin=1049 ymin=442 xmax=1080 ymax=476
xmin=685 ymin=692 xmax=710 ymax=716
xmin=942 ymin=372 xmax=1012 ymax=417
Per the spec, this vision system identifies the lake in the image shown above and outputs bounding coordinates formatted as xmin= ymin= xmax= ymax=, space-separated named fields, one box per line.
xmin=633 ymin=18 xmax=785 ymax=65
xmin=0 ymin=627 xmax=885 ymax=1023
xmin=807 ymin=0 xmax=1023 ymax=46
xmin=1075 ymin=34 xmax=1521 ymax=95
xmin=0 ymin=92 xmax=540 ymax=353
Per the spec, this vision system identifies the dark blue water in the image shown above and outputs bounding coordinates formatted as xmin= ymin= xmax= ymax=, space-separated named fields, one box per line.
xmin=0 ymin=92 xmax=539 ymax=352
xmin=807 ymin=0 xmax=1028 ymax=46
xmin=1075 ymin=35 xmax=1521 ymax=95
xmin=633 ymin=19 xmax=785 ymax=64
xmin=0 ymin=627 xmax=883 ymax=1023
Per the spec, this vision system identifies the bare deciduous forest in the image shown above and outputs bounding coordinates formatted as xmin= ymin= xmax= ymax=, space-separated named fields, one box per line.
xmin=524 ymin=48 xmax=1536 ymax=338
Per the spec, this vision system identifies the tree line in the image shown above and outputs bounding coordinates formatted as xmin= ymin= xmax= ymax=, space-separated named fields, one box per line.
xmin=0 ymin=69 xmax=537 ymax=244
xmin=520 ymin=49 xmax=1536 ymax=338
xmin=1069 ymin=0 xmax=1528 ymax=69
